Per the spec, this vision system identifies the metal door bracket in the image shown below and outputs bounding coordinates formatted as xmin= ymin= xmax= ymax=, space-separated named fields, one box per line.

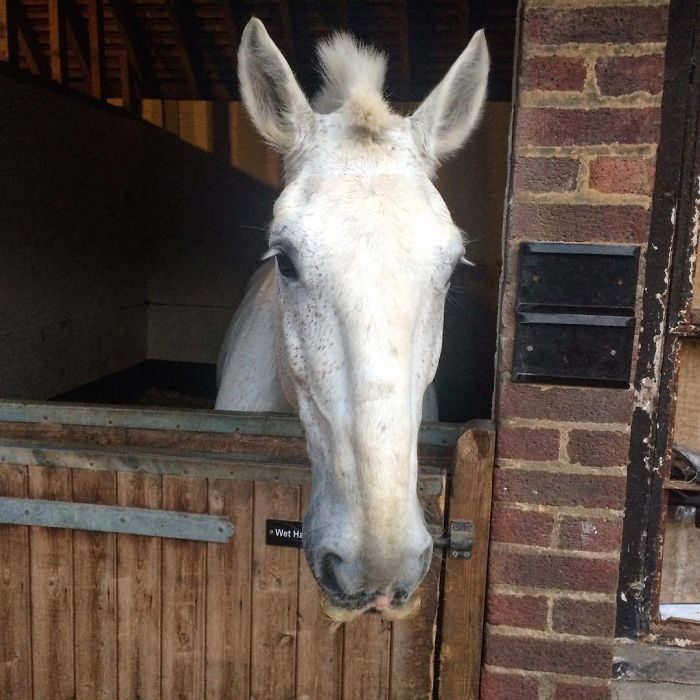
xmin=433 ymin=520 xmax=474 ymax=559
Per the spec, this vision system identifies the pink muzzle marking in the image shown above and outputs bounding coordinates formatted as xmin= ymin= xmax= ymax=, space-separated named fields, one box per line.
xmin=373 ymin=595 xmax=392 ymax=612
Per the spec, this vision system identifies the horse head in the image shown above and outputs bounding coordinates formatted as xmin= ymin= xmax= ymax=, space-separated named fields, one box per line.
xmin=238 ymin=18 xmax=489 ymax=618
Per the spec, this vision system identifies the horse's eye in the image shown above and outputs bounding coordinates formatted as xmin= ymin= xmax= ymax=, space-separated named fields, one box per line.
xmin=276 ymin=252 xmax=299 ymax=280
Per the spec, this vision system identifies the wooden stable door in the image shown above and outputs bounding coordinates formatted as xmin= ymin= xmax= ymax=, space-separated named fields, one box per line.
xmin=0 ymin=416 xmax=494 ymax=699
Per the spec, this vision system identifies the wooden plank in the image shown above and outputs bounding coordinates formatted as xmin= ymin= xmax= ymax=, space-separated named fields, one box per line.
xmin=72 ymin=470 xmax=117 ymax=700
xmin=674 ymin=340 xmax=700 ymax=452
xmin=65 ymin=0 xmax=89 ymax=79
xmin=342 ymin=613 xmax=392 ymax=700
xmin=295 ymin=484 xmax=344 ymax=700
xmin=28 ymin=465 xmax=75 ymax=700
xmin=250 ymin=481 xmax=300 ymax=699
xmin=163 ymin=99 xmax=180 ymax=135
xmin=0 ymin=463 xmax=32 ymax=699
xmin=142 ymin=98 xmax=164 ymax=127
xmin=0 ymin=0 xmax=18 ymax=64
xmin=117 ymin=472 xmax=162 ymax=700
xmin=161 ymin=475 xmax=207 ymax=700
xmin=206 ymin=479 xmax=253 ymax=700
xmin=48 ymin=0 xmax=68 ymax=84
xmin=87 ymin=0 xmax=104 ymax=98
xmin=613 ymin=639 xmax=700 ymax=684
xmin=437 ymin=421 xmax=495 ymax=700
xmin=120 ymin=51 xmax=140 ymax=114
xmin=163 ymin=0 xmax=203 ymax=98
xmin=17 ymin=5 xmax=49 ymax=76
xmin=390 ymin=474 xmax=447 ymax=699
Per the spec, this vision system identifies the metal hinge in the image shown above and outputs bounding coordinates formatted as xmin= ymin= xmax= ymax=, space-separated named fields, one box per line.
xmin=433 ymin=520 xmax=474 ymax=559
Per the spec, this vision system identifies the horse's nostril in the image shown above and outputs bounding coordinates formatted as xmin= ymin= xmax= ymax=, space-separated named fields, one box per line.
xmin=394 ymin=588 xmax=408 ymax=604
xmin=319 ymin=552 xmax=345 ymax=596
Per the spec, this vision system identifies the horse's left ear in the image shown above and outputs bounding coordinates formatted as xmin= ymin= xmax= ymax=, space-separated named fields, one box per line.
xmin=409 ymin=30 xmax=489 ymax=165
xmin=238 ymin=18 xmax=314 ymax=152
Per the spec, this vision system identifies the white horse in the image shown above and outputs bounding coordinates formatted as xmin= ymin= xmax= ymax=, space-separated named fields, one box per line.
xmin=217 ymin=18 xmax=489 ymax=620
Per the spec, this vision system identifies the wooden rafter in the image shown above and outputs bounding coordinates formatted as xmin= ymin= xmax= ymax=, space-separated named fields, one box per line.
xmin=16 ymin=3 xmax=49 ymax=76
xmin=163 ymin=0 xmax=203 ymax=98
xmin=48 ymin=0 xmax=68 ymax=84
xmin=87 ymin=0 xmax=104 ymax=98
xmin=64 ymin=0 xmax=90 ymax=80
xmin=119 ymin=50 xmax=139 ymax=113
xmin=106 ymin=0 xmax=148 ymax=87
xmin=0 ymin=0 xmax=19 ymax=64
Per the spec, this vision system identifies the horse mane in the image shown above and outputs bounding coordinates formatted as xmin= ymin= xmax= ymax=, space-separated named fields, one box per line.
xmin=313 ymin=33 xmax=399 ymax=137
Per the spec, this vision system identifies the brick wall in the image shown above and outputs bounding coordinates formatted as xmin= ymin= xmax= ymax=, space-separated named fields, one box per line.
xmin=484 ymin=1 xmax=669 ymax=698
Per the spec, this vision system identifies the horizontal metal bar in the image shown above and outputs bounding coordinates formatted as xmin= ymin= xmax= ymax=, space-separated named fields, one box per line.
xmin=522 ymin=242 xmax=639 ymax=257
xmin=517 ymin=312 xmax=634 ymax=327
xmin=0 ymin=497 xmax=234 ymax=543
xmin=0 ymin=400 xmax=463 ymax=447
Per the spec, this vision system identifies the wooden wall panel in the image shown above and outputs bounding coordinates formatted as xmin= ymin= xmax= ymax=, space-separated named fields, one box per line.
xmin=28 ymin=465 xmax=75 ymax=700
xmin=117 ymin=472 xmax=163 ymax=700
xmin=342 ymin=614 xmax=392 ymax=700
xmin=205 ymin=479 xmax=254 ymax=699
xmin=0 ymin=463 xmax=32 ymax=699
xmin=250 ymin=481 xmax=300 ymax=699
xmin=161 ymin=475 xmax=208 ymax=699
xmin=72 ymin=470 xmax=117 ymax=700
xmin=295 ymin=484 xmax=344 ymax=700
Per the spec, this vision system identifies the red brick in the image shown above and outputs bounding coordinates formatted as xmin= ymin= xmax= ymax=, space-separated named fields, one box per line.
xmin=491 ymin=505 xmax=554 ymax=547
xmin=489 ymin=550 xmax=619 ymax=593
xmin=517 ymin=107 xmax=661 ymax=147
xmin=552 ymin=599 xmax=617 ymax=637
xmin=494 ymin=469 xmax=627 ymax=510
xmin=488 ymin=593 xmax=548 ymax=630
xmin=554 ymin=681 xmax=611 ymax=700
xmin=510 ymin=202 xmax=650 ymax=244
xmin=522 ymin=56 xmax=587 ymax=91
xmin=498 ymin=426 xmax=560 ymax=461
xmin=513 ymin=157 xmax=579 ymax=193
xmin=559 ymin=516 xmax=622 ymax=553
xmin=589 ymin=157 xmax=656 ymax=196
xmin=484 ymin=631 xmax=613 ymax=677
xmin=525 ymin=6 xmax=668 ymax=45
xmin=567 ymin=430 xmax=630 ymax=467
xmin=596 ymin=55 xmax=665 ymax=97
xmin=500 ymin=383 xmax=634 ymax=424
xmin=481 ymin=668 xmax=539 ymax=700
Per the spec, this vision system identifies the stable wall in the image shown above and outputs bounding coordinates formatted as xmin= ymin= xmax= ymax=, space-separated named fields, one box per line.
xmin=0 ymin=71 xmax=275 ymax=400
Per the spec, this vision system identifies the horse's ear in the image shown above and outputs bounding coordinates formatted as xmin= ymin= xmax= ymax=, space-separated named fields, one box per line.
xmin=409 ymin=30 xmax=489 ymax=165
xmin=238 ymin=18 xmax=314 ymax=152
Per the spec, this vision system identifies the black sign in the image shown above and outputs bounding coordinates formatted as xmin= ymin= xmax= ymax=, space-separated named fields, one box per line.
xmin=266 ymin=519 xmax=303 ymax=548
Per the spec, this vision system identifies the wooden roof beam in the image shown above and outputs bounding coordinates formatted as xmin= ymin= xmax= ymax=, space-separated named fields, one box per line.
xmin=16 ymin=3 xmax=49 ymax=77
xmin=87 ymin=0 xmax=105 ymax=98
xmin=163 ymin=0 xmax=204 ymax=98
xmin=48 ymin=0 xmax=68 ymax=84
xmin=64 ymin=0 xmax=90 ymax=80
xmin=0 ymin=0 xmax=19 ymax=64
xmin=106 ymin=0 xmax=148 ymax=87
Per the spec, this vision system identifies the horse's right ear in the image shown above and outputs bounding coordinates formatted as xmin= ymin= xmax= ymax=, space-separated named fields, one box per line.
xmin=238 ymin=18 xmax=314 ymax=152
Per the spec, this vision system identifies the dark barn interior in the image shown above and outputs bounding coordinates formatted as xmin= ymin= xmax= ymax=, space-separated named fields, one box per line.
xmin=0 ymin=0 xmax=517 ymax=422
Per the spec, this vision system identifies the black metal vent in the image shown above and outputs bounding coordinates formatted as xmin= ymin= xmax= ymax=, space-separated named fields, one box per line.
xmin=512 ymin=242 xmax=641 ymax=388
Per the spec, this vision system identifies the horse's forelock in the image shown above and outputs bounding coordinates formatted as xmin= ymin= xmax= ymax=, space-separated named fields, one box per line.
xmin=313 ymin=33 xmax=398 ymax=138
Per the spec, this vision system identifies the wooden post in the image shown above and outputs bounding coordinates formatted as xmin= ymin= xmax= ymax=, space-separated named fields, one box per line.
xmin=0 ymin=0 xmax=18 ymax=64
xmin=87 ymin=0 xmax=104 ymax=98
xmin=437 ymin=420 xmax=496 ymax=700
xmin=119 ymin=52 xmax=140 ymax=114
xmin=48 ymin=0 xmax=68 ymax=84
